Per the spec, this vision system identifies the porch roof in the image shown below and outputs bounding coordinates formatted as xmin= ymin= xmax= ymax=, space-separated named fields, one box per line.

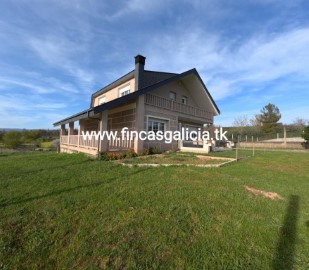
xmin=53 ymin=108 xmax=97 ymax=126
xmin=53 ymin=68 xmax=220 ymax=127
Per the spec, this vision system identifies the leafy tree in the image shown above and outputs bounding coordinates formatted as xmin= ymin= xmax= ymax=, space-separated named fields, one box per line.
xmin=302 ymin=126 xmax=309 ymax=142
xmin=3 ymin=131 xmax=23 ymax=149
xmin=0 ymin=130 xmax=4 ymax=141
xmin=255 ymin=103 xmax=281 ymax=133
xmin=24 ymin=130 xmax=41 ymax=142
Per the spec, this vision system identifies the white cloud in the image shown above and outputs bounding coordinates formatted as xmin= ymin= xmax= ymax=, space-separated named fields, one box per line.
xmin=144 ymin=26 xmax=309 ymax=101
xmin=0 ymin=74 xmax=79 ymax=95
xmin=28 ymin=36 xmax=95 ymax=87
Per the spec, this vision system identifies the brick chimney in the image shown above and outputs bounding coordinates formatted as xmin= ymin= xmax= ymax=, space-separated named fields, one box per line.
xmin=134 ymin=55 xmax=146 ymax=90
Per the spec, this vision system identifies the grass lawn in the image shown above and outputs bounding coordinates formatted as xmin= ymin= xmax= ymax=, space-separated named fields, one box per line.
xmin=0 ymin=151 xmax=308 ymax=269
xmin=40 ymin=141 xmax=53 ymax=148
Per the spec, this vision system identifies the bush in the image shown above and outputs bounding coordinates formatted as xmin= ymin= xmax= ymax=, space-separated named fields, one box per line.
xmin=22 ymin=129 xmax=41 ymax=143
xmin=125 ymin=149 xmax=138 ymax=158
xmin=149 ymin=146 xmax=160 ymax=155
xmin=0 ymin=130 xmax=4 ymax=142
xmin=141 ymin=148 xmax=149 ymax=156
xmin=302 ymin=126 xmax=309 ymax=142
xmin=100 ymin=150 xmax=137 ymax=161
xmin=3 ymin=131 xmax=23 ymax=149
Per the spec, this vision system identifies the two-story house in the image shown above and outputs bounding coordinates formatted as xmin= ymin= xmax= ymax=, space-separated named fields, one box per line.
xmin=53 ymin=55 xmax=220 ymax=156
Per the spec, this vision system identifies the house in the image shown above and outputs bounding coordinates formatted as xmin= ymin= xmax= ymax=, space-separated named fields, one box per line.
xmin=53 ymin=55 xmax=220 ymax=156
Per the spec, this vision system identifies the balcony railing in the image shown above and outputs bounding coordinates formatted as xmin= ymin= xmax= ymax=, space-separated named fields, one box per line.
xmin=145 ymin=93 xmax=213 ymax=119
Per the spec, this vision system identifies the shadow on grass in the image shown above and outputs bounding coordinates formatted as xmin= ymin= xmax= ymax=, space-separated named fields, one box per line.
xmin=0 ymin=167 xmax=150 ymax=208
xmin=273 ymin=195 xmax=299 ymax=270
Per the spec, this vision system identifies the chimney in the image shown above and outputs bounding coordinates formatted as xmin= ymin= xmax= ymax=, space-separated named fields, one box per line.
xmin=134 ymin=55 xmax=146 ymax=90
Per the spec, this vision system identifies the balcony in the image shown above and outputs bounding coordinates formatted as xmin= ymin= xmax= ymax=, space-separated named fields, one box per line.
xmin=145 ymin=93 xmax=213 ymax=120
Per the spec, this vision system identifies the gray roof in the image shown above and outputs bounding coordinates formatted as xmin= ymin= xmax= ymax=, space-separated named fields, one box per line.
xmin=53 ymin=68 xmax=220 ymax=126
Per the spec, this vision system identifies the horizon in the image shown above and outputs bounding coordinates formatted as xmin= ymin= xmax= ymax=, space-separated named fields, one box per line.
xmin=0 ymin=1 xmax=308 ymax=129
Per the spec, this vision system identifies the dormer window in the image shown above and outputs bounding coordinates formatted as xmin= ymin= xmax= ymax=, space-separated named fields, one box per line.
xmin=119 ymin=84 xmax=130 ymax=97
xmin=98 ymin=96 xmax=106 ymax=105
xmin=181 ymin=96 xmax=187 ymax=104
xmin=169 ymin=91 xmax=176 ymax=101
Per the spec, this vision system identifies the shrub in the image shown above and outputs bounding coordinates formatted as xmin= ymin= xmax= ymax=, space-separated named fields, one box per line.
xmin=3 ymin=131 xmax=23 ymax=149
xmin=125 ymin=149 xmax=137 ymax=158
xmin=149 ymin=146 xmax=160 ymax=155
xmin=302 ymin=126 xmax=309 ymax=142
xmin=141 ymin=148 xmax=149 ymax=156
xmin=100 ymin=150 xmax=137 ymax=161
xmin=22 ymin=129 xmax=41 ymax=143
xmin=0 ymin=130 xmax=4 ymax=142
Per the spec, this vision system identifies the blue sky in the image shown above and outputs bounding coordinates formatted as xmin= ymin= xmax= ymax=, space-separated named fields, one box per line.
xmin=0 ymin=0 xmax=308 ymax=129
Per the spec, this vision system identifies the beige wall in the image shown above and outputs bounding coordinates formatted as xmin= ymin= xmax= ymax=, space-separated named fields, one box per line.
xmin=143 ymin=105 xmax=179 ymax=151
xmin=151 ymin=80 xmax=198 ymax=107
xmin=80 ymin=118 xmax=100 ymax=132
xmin=93 ymin=78 xmax=135 ymax=107
xmin=108 ymin=107 xmax=136 ymax=133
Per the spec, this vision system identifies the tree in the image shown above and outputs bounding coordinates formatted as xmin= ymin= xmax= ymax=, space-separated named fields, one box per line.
xmin=3 ymin=131 xmax=23 ymax=149
xmin=233 ymin=115 xmax=250 ymax=127
xmin=292 ymin=118 xmax=308 ymax=128
xmin=23 ymin=130 xmax=41 ymax=142
xmin=302 ymin=126 xmax=309 ymax=142
xmin=0 ymin=130 xmax=4 ymax=141
xmin=255 ymin=103 xmax=281 ymax=133
xmin=232 ymin=115 xmax=250 ymax=135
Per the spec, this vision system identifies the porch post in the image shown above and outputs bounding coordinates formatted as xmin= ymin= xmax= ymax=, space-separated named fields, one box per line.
xmin=68 ymin=122 xmax=74 ymax=145
xmin=77 ymin=123 xmax=81 ymax=148
xmin=134 ymin=95 xmax=145 ymax=154
xmin=60 ymin=124 xmax=66 ymax=136
xmin=68 ymin=122 xmax=74 ymax=135
xmin=99 ymin=111 xmax=108 ymax=152
xmin=178 ymin=122 xmax=183 ymax=150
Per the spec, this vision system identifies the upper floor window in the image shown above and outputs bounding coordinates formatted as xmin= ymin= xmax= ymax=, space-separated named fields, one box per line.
xmin=98 ymin=96 xmax=106 ymax=105
xmin=181 ymin=95 xmax=187 ymax=105
xmin=119 ymin=84 xmax=130 ymax=97
xmin=169 ymin=91 xmax=176 ymax=101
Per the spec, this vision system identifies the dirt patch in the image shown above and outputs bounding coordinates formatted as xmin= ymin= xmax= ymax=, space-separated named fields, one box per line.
xmin=244 ymin=185 xmax=283 ymax=200
xmin=196 ymin=155 xmax=235 ymax=161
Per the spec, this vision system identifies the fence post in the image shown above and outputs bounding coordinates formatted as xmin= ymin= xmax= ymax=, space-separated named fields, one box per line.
xmin=253 ymin=142 xmax=255 ymax=157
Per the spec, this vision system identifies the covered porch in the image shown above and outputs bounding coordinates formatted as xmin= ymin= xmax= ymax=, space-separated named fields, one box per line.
xmin=177 ymin=117 xmax=214 ymax=154
xmin=57 ymin=106 xmax=138 ymax=156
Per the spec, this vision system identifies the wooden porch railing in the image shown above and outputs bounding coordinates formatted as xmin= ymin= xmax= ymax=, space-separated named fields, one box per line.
xmin=60 ymin=135 xmax=99 ymax=150
xmin=145 ymin=93 xmax=213 ymax=120
xmin=60 ymin=135 xmax=134 ymax=151
xmin=108 ymin=136 xmax=135 ymax=150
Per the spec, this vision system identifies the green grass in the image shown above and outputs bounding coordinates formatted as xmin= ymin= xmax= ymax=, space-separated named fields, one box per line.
xmin=0 ymin=151 xmax=308 ymax=269
xmin=40 ymin=141 xmax=53 ymax=148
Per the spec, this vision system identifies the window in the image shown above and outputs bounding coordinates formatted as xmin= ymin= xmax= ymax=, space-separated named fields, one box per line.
xmin=148 ymin=120 xmax=165 ymax=133
xmin=169 ymin=91 xmax=176 ymax=101
xmin=119 ymin=85 xmax=130 ymax=97
xmin=181 ymin=96 xmax=187 ymax=104
xmin=98 ymin=96 xmax=106 ymax=105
